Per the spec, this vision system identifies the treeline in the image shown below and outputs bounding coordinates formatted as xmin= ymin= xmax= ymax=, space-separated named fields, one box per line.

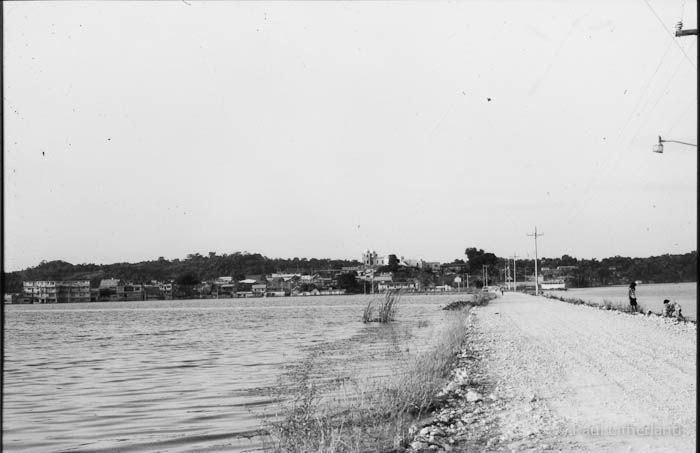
xmin=537 ymin=251 xmax=697 ymax=287
xmin=461 ymin=248 xmax=696 ymax=288
xmin=2 ymin=252 xmax=362 ymax=293
xmin=3 ymin=250 xmax=696 ymax=294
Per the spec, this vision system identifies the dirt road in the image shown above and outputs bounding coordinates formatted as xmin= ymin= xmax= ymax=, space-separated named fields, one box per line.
xmin=469 ymin=292 xmax=696 ymax=452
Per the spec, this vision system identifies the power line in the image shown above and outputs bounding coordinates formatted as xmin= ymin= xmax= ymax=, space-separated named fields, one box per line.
xmin=628 ymin=49 xmax=688 ymax=145
xmin=666 ymin=94 xmax=698 ymax=137
xmin=618 ymin=37 xmax=675 ymax=139
xmin=680 ymin=0 xmax=687 ymax=21
xmin=641 ymin=0 xmax=697 ymax=69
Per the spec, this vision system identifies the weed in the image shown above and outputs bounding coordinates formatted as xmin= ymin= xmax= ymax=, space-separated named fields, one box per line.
xmin=362 ymin=291 xmax=401 ymax=323
xmin=262 ymin=313 xmax=469 ymax=452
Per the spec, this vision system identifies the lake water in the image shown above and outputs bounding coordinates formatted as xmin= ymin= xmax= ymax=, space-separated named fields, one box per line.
xmin=3 ymin=294 xmax=467 ymax=452
xmin=545 ymin=282 xmax=697 ymax=320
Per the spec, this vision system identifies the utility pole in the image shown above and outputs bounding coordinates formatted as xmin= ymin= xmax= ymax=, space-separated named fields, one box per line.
xmin=511 ymin=253 xmax=518 ymax=292
xmin=527 ymin=227 xmax=544 ymax=295
xmin=505 ymin=259 xmax=510 ymax=290
xmin=675 ymin=21 xmax=698 ymax=37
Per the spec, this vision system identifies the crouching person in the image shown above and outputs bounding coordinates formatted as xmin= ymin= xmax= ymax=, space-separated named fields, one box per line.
xmin=662 ymin=299 xmax=685 ymax=321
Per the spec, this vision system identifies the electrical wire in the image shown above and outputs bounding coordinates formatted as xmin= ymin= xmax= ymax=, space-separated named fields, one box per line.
xmin=641 ymin=0 xmax=697 ymax=69
xmin=617 ymin=37 xmax=675 ymax=139
xmin=628 ymin=50 xmax=687 ymax=145
xmin=666 ymin=44 xmax=698 ymax=138
xmin=666 ymin=96 xmax=698 ymax=137
xmin=680 ymin=0 xmax=686 ymax=21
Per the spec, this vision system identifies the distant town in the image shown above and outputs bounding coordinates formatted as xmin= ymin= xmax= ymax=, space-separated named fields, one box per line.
xmin=3 ymin=249 xmax=696 ymax=304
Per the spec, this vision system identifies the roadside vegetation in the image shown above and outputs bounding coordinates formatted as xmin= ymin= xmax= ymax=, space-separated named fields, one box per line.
xmin=362 ymin=291 xmax=401 ymax=323
xmin=542 ymin=293 xmax=695 ymax=324
xmin=262 ymin=312 xmax=471 ymax=452
xmin=442 ymin=292 xmax=496 ymax=311
xmin=543 ymin=293 xmax=634 ymax=313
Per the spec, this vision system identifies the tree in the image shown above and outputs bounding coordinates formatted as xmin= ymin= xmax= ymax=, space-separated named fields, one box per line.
xmin=387 ymin=254 xmax=400 ymax=272
xmin=337 ymin=273 xmax=362 ymax=294
xmin=174 ymin=272 xmax=200 ymax=286
xmin=464 ymin=248 xmax=499 ymax=273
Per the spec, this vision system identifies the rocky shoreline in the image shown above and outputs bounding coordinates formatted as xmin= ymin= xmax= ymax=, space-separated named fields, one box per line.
xmin=405 ymin=310 xmax=499 ymax=452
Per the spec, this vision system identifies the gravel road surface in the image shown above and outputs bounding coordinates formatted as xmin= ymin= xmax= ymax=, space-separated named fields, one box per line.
xmin=469 ymin=292 xmax=696 ymax=452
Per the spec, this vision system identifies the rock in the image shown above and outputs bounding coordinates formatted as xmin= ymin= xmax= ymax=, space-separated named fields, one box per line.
xmin=419 ymin=427 xmax=432 ymax=437
xmin=529 ymin=394 xmax=537 ymax=402
xmin=432 ymin=427 xmax=446 ymax=437
xmin=410 ymin=441 xmax=428 ymax=450
xmin=466 ymin=390 xmax=483 ymax=402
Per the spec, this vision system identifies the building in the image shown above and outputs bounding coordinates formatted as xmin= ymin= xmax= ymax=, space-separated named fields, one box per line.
xmin=252 ymin=283 xmax=267 ymax=297
xmin=143 ymin=284 xmax=163 ymax=300
xmin=212 ymin=277 xmax=236 ymax=297
xmin=403 ymin=258 xmax=423 ymax=268
xmin=99 ymin=278 xmax=120 ymax=301
xmin=362 ymin=249 xmax=380 ymax=267
xmin=424 ymin=262 xmax=442 ymax=272
xmin=4 ymin=293 xmax=23 ymax=304
xmin=117 ymin=284 xmax=144 ymax=301
xmin=23 ymin=280 xmax=91 ymax=304
xmin=53 ymin=280 xmax=90 ymax=303
xmin=159 ymin=282 xmax=173 ymax=299
xmin=378 ymin=281 xmax=417 ymax=292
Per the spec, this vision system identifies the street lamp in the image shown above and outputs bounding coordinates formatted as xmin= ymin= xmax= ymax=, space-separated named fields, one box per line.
xmin=653 ymin=135 xmax=697 ymax=153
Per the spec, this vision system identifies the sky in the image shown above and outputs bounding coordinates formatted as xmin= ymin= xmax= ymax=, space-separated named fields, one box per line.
xmin=3 ymin=0 xmax=697 ymax=271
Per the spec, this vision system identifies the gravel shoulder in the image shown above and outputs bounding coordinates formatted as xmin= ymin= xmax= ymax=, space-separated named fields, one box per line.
xmin=468 ymin=292 xmax=696 ymax=452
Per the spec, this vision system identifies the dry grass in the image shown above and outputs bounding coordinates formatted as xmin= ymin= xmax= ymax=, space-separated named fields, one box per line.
xmin=362 ymin=291 xmax=401 ymax=323
xmin=543 ymin=294 xmax=633 ymax=313
xmin=443 ymin=292 xmax=496 ymax=311
xmin=262 ymin=313 xmax=469 ymax=452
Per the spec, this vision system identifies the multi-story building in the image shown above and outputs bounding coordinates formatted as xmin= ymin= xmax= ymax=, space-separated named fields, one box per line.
xmin=362 ymin=249 xmax=382 ymax=267
xmin=117 ymin=284 xmax=144 ymax=301
xmin=252 ymin=283 xmax=267 ymax=297
xmin=424 ymin=262 xmax=442 ymax=273
xmin=23 ymin=280 xmax=91 ymax=303
xmin=159 ymin=282 xmax=173 ymax=299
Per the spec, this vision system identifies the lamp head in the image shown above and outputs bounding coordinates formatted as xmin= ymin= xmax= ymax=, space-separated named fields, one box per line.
xmin=653 ymin=135 xmax=664 ymax=153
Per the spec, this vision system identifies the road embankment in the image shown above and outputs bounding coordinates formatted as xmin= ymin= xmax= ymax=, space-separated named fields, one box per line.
xmin=408 ymin=293 xmax=696 ymax=452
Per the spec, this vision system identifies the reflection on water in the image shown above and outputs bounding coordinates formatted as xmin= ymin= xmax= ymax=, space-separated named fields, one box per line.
xmin=3 ymin=294 xmax=466 ymax=452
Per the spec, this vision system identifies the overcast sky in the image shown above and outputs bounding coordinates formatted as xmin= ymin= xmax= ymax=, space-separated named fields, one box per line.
xmin=3 ymin=0 xmax=697 ymax=271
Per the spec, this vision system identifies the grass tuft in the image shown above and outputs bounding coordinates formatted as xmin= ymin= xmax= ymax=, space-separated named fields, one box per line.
xmin=362 ymin=291 xmax=401 ymax=323
xmin=543 ymin=293 xmax=633 ymax=313
xmin=262 ymin=313 xmax=469 ymax=452
xmin=443 ymin=293 xmax=496 ymax=311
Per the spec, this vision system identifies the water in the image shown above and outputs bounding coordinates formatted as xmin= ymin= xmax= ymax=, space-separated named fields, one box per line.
xmin=549 ymin=282 xmax=697 ymax=320
xmin=3 ymin=294 xmax=466 ymax=452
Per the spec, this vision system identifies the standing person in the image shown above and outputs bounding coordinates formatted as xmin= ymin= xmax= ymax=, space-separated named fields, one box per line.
xmin=628 ymin=282 xmax=638 ymax=313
